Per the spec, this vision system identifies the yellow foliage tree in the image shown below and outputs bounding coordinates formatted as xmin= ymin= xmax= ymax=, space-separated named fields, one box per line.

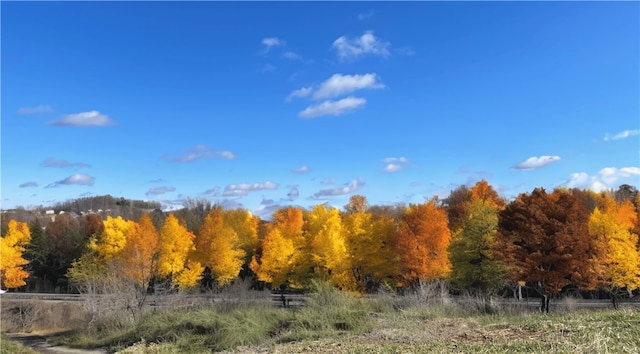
xmin=306 ymin=205 xmax=354 ymax=291
xmin=589 ymin=196 xmax=640 ymax=292
xmin=223 ymin=209 xmax=259 ymax=267
xmin=343 ymin=210 xmax=397 ymax=292
xmin=91 ymin=216 xmax=134 ymax=259
xmin=195 ymin=208 xmax=245 ymax=286
xmin=157 ymin=214 xmax=199 ymax=288
xmin=251 ymin=207 xmax=310 ymax=288
xmin=0 ymin=220 xmax=32 ymax=289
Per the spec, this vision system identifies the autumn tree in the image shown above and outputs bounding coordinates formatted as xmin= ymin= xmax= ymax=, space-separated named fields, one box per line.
xmin=194 ymin=207 xmax=245 ymax=287
xmin=442 ymin=185 xmax=471 ymax=233
xmin=449 ymin=181 xmax=507 ymax=295
xmin=305 ymin=205 xmax=354 ymax=291
xmin=469 ymin=180 xmax=505 ymax=211
xmin=394 ymin=200 xmax=451 ymax=288
xmin=497 ymin=188 xmax=599 ymax=312
xmin=223 ymin=209 xmax=259 ymax=275
xmin=157 ymin=213 xmax=202 ymax=289
xmin=119 ymin=213 xmax=160 ymax=298
xmin=344 ymin=195 xmax=369 ymax=214
xmin=343 ymin=207 xmax=397 ymax=293
xmin=250 ymin=207 xmax=310 ymax=288
xmin=91 ymin=216 xmax=134 ymax=259
xmin=448 ymin=200 xmax=507 ymax=295
xmin=0 ymin=220 xmax=32 ymax=289
xmin=589 ymin=195 xmax=640 ymax=307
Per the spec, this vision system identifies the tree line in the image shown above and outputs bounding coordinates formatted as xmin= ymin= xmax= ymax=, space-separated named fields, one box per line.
xmin=1 ymin=182 xmax=638 ymax=312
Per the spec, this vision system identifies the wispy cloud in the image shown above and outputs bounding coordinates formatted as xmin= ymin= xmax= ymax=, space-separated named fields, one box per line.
xmin=299 ymin=97 xmax=366 ymax=119
xmin=201 ymin=187 xmax=221 ymax=197
xmin=163 ymin=144 xmax=236 ymax=163
xmin=293 ymin=165 xmax=310 ymax=173
xmin=565 ymin=167 xmax=640 ymax=192
xmin=45 ymin=174 xmax=95 ymax=188
xmin=312 ymin=73 xmax=384 ymax=100
xmin=17 ymin=105 xmax=53 ymax=115
xmin=282 ymin=51 xmax=302 ymax=60
xmin=357 ymin=10 xmax=375 ymax=21
xmin=149 ymin=178 xmax=166 ymax=183
xmin=332 ymin=31 xmax=390 ymax=62
xmin=19 ymin=182 xmax=38 ymax=188
xmin=289 ymin=73 xmax=384 ymax=101
xmin=287 ymin=185 xmax=300 ymax=201
xmin=313 ymin=178 xmax=365 ymax=199
xmin=222 ymin=181 xmax=278 ymax=197
xmin=146 ymin=186 xmax=176 ymax=196
xmin=288 ymin=73 xmax=383 ymax=118
xmin=604 ymin=129 xmax=639 ymax=141
xmin=513 ymin=155 xmax=561 ymax=170
xmin=49 ymin=110 xmax=116 ymax=127
xmin=262 ymin=37 xmax=285 ymax=53
xmin=382 ymin=157 xmax=409 ymax=172
xmin=321 ymin=178 xmax=336 ymax=185
xmin=42 ymin=158 xmax=90 ymax=168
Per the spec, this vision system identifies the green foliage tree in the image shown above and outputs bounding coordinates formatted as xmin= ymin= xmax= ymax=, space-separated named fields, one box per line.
xmin=448 ymin=199 xmax=507 ymax=294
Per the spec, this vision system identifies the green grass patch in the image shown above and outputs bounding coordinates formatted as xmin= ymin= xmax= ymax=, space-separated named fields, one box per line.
xmin=0 ymin=334 xmax=39 ymax=354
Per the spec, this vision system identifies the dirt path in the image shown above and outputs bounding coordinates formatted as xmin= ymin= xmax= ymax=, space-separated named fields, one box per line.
xmin=5 ymin=333 xmax=106 ymax=354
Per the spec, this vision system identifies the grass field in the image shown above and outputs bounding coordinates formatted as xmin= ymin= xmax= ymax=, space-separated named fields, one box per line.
xmin=2 ymin=285 xmax=639 ymax=353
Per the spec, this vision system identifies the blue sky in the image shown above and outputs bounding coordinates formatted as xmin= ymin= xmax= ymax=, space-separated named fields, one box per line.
xmin=2 ymin=1 xmax=639 ymax=216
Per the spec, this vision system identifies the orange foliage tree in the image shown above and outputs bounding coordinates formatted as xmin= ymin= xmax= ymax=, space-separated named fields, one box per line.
xmin=194 ymin=207 xmax=245 ymax=286
xmin=394 ymin=200 xmax=451 ymax=287
xmin=120 ymin=213 xmax=160 ymax=294
xmin=497 ymin=188 xmax=599 ymax=312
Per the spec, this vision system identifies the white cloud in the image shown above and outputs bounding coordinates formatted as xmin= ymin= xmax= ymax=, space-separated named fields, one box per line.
xmin=164 ymin=145 xmax=236 ymax=162
xmin=282 ymin=51 xmax=302 ymax=60
xmin=293 ymin=165 xmax=310 ymax=173
xmin=604 ymin=129 xmax=639 ymax=141
xmin=42 ymin=158 xmax=90 ymax=168
xmin=565 ymin=167 xmax=640 ymax=192
xmin=222 ymin=181 xmax=279 ymax=197
xmin=45 ymin=174 xmax=95 ymax=188
xmin=262 ymin=37 xmax=285 ymax=53
xmin=513 ymin=155 xmax=561 ymax=170
xmin=382 ymin=157 xmax=409 ymax=172
xmin=219 ymin=151 xmax=236 ymax=159
xmin=287 ymin=87 xmax=313 ymax=101
xmin=312 ymin=73 xmax=384 ymax=100
xmin=299 ymin=97 xmax=366 ymax=119
xmin=19 ymin=182 xmax=38 ymax=188
xmin=313 ymin=178 xmax=365 ymax=199
xmin=17 ymin=105 xmax=53 ymax=115
xmin=384 ymin=164 xmax=403 ymax=172
xmin=332 ymin=31 xmax=390 ymax=61
xmin=49 ymin=110 xmax=116 ymax=127
xmin=146 ymin=186 xmax=176 ymax=196
xmin=382 ymin=157 xmax=408 ymax=164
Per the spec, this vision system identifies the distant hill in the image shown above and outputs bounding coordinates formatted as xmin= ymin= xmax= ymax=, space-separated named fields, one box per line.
xmin=50 ymin=194 xmax=163 ymax=216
